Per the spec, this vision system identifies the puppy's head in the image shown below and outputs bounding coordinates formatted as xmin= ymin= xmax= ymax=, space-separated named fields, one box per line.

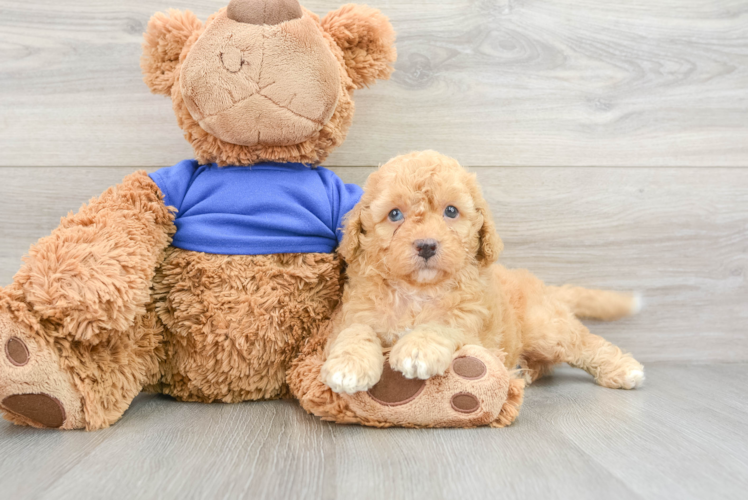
xmin=341 ymin=151 xmax=502 ymax=285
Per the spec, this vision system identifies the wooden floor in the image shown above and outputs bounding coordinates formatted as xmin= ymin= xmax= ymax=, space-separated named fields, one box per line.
xmin=1 ymin=363 xmax=746 ymax=500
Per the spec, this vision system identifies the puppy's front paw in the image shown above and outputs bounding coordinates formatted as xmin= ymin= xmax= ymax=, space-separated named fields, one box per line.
xmin=390 ymin=332 xmax=455 ymax=380
xmin=322 ymin=354 xmax=383 ymax=395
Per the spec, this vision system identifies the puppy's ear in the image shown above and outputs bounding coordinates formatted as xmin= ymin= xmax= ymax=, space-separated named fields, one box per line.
xmin=466 ymin=173 xmax=502 ymax=266
xmin=339 ymin=203 xmax=364 ymax=262
xmin=491 ymin=378 xmax=525 ymax=428
xmin=141 ymin=10 xmax=203 ymax=95
xmin=321 ymin=4 xmax=397 ymax=89
xmin=476 ymin=204 xmax=503 ymax=267
xmin=468 ymin=180 xmax=504 ymax=267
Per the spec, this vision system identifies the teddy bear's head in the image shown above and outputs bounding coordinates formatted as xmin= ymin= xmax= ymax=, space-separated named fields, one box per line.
xmin=141 ymin=0 xmax=396 ymax=166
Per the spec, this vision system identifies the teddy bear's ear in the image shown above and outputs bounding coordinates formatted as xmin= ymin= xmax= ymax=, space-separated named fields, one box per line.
xmin=321 ymin=4 xmax=397 ymax=89
xmin=141 ymin=10 xmax=203 ymax=96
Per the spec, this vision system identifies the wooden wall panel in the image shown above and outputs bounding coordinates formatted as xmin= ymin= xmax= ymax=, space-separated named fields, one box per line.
xmin=0 ymin=0 xmax=747 ymax=167
xmin=1 ymin=166 xmax=745 ymax=362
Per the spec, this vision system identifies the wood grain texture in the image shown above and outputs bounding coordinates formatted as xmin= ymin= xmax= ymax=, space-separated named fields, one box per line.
xmin=1 ymin=166 xmax=746 ymax=362
xmin=0 ymin=363 xmax=746 ymax=499
xmin=1 ymin=0 xmax=747 ymax=167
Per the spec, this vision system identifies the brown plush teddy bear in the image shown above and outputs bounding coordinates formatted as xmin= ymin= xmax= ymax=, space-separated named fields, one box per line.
xmin=0 ymin=0 xmax=397 ymax=430
xmin=0 ymin=0 xmax=524 ymax=432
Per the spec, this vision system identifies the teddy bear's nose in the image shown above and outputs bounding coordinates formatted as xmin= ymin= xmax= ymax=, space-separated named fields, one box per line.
xmin=227 ymin=0 xmax=302 ymax=25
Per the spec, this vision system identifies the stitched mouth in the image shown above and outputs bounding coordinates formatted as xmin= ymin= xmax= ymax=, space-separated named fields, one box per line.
xmin=185 ymin=62 xmax=335 ymax=146
xmin=197 ymin=86 xmax=326 ymax=126
xmin=197 ymin=94 xmax=326 ymax=147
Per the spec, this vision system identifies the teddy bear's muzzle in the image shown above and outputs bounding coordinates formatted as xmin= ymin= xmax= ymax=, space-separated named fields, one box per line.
xmin=179 ymin=4 xmax=341 ymax=148
xmin=197 ymin=93 xmax=331 ymax=147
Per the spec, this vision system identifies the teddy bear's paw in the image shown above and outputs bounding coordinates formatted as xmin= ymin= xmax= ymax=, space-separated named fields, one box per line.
xmin=343 ymin=346 xmax=522 ymax=428
xmin=367 ymin=361 xmax=426 ymax=406
xmin=0 ymin=313 xmax=85 ymax=429
xmin=321 ymin=352 xmax=383 ymax=395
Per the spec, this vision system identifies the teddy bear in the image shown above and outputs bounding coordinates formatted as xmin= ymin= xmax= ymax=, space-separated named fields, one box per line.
xmin=0 ymin=0 xmax=397 ymax=430
xmin=0 ymin=0 xmax=524 ymax=431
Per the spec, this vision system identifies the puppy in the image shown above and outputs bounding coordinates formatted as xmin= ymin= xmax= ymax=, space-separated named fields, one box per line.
xmin=322 ymin=151 xmax=644 ymax=394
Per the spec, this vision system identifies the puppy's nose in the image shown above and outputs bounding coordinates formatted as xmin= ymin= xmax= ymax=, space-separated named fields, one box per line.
xmin=414 ymin=239 xmax=438 ymax=260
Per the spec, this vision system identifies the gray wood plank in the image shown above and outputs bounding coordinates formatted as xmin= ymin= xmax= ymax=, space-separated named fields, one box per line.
xmin=0 ymin=421 xmax=118 ymax=498
xmin=652 ymin=363 xmax=748 ymax=416
xmin=1 ymin=1 xmax=747 ymax=167
xmin=37 ymin=397 xmax=336 ymax=499
xmin=1 ymin=166 xmax=746 ymax=362
xmin=330 ymin=411 xmax=633 ymax=499
xmin=35 ymin=396 xmax=637 ymax=500
xmin=529 ymin=365 xmax=748 ymax=500
xmin=1 ymin=363 xmax=746 ymax=499
xmin=330 ymin=410 xmax=636 ymax=500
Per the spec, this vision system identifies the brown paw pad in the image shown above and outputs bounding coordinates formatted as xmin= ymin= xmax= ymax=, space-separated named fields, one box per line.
xmin=450 ymin=392 xmax=480 ymax=413
xmin=1 ymin=394 xmax=66 ymax=428
xmin=451 ymin=356 xmax=486 ymax=380
xmin=367 ymin=362 xmax=426 ymax=406
xmin=5 ymin=337 xmax=29 ymax=366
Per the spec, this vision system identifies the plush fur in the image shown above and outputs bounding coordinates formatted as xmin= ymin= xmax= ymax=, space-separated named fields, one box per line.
xmin=321 ymin=4 xmax=397 ymax=89
xmin=0 ymin=0 xmax=395 ymax=430
xmin=149 ymin=250 xmax=344 ymax=403
xmin=320 ymin=151 xmax=645 ymax=397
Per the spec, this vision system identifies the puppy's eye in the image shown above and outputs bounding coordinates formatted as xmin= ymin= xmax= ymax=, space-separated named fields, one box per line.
xmin=444 ymin=206 xmax=459 ymax=219
xmin=388 ymin=209 xmax=404 ymax=222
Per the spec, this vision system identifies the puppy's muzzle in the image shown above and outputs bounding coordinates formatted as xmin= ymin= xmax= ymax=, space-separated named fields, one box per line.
xmin=414 ymin=239 xmax=438 ymax=261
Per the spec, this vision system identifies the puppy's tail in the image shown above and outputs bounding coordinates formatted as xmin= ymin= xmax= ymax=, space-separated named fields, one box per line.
xmin=547 ymin=285 xmax=642 ymax=321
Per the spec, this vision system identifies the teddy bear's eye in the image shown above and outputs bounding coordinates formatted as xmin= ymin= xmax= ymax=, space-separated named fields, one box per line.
xmin=388 ymin=209 xmax=404 ymax=222
xmin=444 ymin=206 xmax=459 ymax=219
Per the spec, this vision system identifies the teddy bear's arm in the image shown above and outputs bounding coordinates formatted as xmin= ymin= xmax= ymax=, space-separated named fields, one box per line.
xmin=11 ymin=171 xmax=175 ymax=343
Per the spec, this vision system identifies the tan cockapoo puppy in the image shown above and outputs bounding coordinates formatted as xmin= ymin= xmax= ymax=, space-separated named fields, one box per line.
xmin=322 ymin=151 xmax=645 ymax=395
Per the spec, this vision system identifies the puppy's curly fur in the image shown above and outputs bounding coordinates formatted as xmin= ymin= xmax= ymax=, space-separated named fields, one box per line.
xmin=322 ymin=151 xmax=645 ymax=394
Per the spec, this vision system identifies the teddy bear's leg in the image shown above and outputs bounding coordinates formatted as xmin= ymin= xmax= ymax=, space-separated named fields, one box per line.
xmin=0 ymin=171 xmax=174 ymax=429
xmin=0 ymin=300 xmax=166 ymax=430
xmin=0 ymin=300 xmax=86 ymax=429
xmin=289 ymin=328 xmax=525 ymax=428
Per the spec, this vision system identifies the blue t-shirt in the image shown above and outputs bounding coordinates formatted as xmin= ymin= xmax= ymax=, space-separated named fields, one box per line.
xmin=149 ymin=160 xmax=363 ymax=255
